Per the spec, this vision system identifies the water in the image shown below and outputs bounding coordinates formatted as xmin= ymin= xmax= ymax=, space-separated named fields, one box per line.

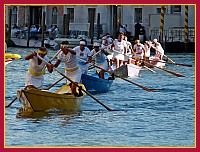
xmin=5 ymin=48 xmax=195 ymax=147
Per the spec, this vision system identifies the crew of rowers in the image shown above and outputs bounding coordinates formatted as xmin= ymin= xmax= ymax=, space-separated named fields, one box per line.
xmin=24 ymin=32 xmax=165 ymax=95
xmin=101 ymin=32 xmax=165 ymax=69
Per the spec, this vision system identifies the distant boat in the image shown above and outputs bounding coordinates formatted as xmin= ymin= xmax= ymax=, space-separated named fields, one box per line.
xmin=17 ymin=84 xmax=86 ymax=112
xmin=81 ymin=73 xmax=114 ymax=93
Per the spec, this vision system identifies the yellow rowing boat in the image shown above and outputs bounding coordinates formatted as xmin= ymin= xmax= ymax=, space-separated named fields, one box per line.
xmin=17 ymin=84 xmax=86 ymax=112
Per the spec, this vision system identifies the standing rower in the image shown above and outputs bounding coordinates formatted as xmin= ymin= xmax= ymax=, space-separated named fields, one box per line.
xmin=25 ymin=47 xmax=53 ymax=90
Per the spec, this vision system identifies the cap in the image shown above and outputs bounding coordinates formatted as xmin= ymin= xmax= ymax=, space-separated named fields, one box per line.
xmin=135 ymin=40 xmax=140 ymax=43
xmin=80 ymin=40 xmax=86 ymax=45
xmin=93 ymin=42 xmax=100 ymax=47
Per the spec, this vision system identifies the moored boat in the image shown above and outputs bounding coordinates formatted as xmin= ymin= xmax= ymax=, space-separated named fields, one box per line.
xmin=81 ymin=73 xmax=114 ymax=92
xmin=113 ymin=64 xmax=141 ymax=78
xmin=17 ymin=84 xmax=86 ymax=112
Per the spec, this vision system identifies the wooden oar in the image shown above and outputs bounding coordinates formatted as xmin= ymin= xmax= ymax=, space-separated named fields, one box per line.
xmin=43 ymin=76 xmax=65 ymax=90
xmin=37 ymin=55 xmax=113 ymax=111
xmin=153 ymin=48 xmax=192 ymax=67
xmin=143 ymin=65 xmax=156 ymax=73
xmin=144 ymin=61 xmax=185 ymax=77
xmin=78 ymin=57 xmax=154 ymax=92
xmin=5 ymin=97 xmax=17 ymax=108
xmin=145 ymin=58 xmax=192 ymax=67
xmin=90 ymin=63 xmax=155 ymax=92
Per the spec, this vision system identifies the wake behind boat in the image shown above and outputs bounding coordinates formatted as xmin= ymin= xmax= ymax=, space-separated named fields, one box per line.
xmin=17 ymin=84 xmax=86 ymax=112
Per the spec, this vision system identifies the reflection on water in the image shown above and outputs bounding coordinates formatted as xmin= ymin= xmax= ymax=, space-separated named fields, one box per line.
xmin=16 ymin=107 xmax=82 ymax=119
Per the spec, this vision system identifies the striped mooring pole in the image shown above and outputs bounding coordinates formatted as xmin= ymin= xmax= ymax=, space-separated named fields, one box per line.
xmin=184 ymin=5 xmax=189 ymax=42
xmin=159 ymin=6 xmax=165 ymax=42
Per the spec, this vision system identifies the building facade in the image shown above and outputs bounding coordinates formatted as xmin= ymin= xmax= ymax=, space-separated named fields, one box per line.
xmin=5 ymin=5 xmax=195 ymax=42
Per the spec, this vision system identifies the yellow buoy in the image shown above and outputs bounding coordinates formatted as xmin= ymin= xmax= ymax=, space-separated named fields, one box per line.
xmin=5 ymin=53 xmax=21 ymax=60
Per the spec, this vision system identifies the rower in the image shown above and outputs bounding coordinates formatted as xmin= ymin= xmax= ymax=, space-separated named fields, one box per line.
xmin=24 ymin=47 xmax=53 ymax=90
xmin=91 ymin=42 xmax=108 ymax=79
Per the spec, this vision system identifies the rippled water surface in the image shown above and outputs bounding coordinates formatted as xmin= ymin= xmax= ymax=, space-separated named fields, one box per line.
xmin=5 ymin=48 xmax=195 ymax=147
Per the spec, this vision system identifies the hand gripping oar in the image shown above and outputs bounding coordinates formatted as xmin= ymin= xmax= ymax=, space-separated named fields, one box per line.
xmin=5 ymin=50 xmax=62 ymax=108
xmin=37 ymin=55 xmax=113 ymax=111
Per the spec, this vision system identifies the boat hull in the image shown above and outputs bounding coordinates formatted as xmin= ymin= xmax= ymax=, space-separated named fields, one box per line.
xmin=81 ymin=73 xmax=113 ymax=92
xmin=113 ymin=64 xmax=141 ymax=78
xmin=17 ymin=84 xmax=86 ymax=112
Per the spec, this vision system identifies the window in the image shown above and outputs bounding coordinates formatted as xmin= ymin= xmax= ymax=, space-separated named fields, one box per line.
xmin=88 ymin=8 xmax=96 ymax=23
xmin=52 ymin=7 xmax=57 ymax=24
xmin=67 ymin=8 xmax=74 ymax=23
xmin=157 ymin=7 xmax=166 ymax=14
xmin=12 ymin=6 xmax=17 ymax=25
xmin=134 ymin=8 xmax=142 ymax=23
xmin=171 ymin=5 xmax=181 ymax=13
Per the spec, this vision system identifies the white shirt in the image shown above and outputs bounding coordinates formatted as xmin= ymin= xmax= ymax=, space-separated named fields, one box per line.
xmin=30 ymin=55 xmax=50 ymax=73
xmin=91 ymin=49 xmax=106 ymax=63
xmin=73 ymin=46 xmax=92 ymax=65
xmin=133 ymin=43 xmax=145 ymax=58
xmin=113 ymin=39 xmax=126 ymax=54
xmin=57 ymin=51 xmax=77 ymax=69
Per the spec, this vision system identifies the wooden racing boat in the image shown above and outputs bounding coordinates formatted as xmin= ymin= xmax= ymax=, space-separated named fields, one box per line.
xmin=17 ymin=84 xmax=86 ymax=112
xmin=113 ymin=64 xmax=141 ymax=78
xmin=81 ymin=73 xmax=114 ymax=93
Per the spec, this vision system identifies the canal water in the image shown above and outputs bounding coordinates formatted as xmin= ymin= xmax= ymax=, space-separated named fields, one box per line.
xmin=5 ymin=47 xmax=195 ymax=147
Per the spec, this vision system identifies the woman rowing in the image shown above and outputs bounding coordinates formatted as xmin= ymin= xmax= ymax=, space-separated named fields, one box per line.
xmin=24 ymin=47 xmax=53 ymax=90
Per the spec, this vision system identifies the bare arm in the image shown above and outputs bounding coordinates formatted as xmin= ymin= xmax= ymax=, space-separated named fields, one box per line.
xmin=53 ymin=59 xmax=61 ymax=68
xmin=25 ymin=52 xmax=37 ymax=60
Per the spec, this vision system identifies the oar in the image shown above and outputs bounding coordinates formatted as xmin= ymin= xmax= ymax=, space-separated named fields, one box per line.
xmin=143 ymin=65 xmax=156 ymax=73
xmin=112 ymin=50 xmax=185 ymax=77
xmin=144 ymin=61 xmax=185 ymax=77
xmin=37 ymin=55 xmax=113 ymax=111
xmin=153 ymin=49 xmax=192 ymax=67
xmin=49 ymin=49 xmax=62 ymax=62
xmin=89 ymin=62 xmax=155 ymax=92
xmin=151 ymin=58 xmax=192 ymax=67
xmin=5 ymin=49 xmax=63 ymax=109
xmin=5 ymin=97 xmax=17 ymax=108
xmin=43 ymin=76 xmax=65 ymax=90
xmin=79 ymin=58 xmax=154 ymax=92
